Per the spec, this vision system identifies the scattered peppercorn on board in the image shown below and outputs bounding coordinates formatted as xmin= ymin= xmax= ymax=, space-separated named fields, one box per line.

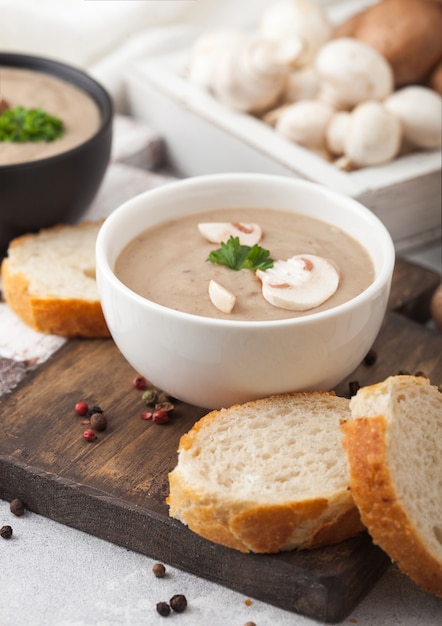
xmin=0 ymin=258 xmax=441 ymax=623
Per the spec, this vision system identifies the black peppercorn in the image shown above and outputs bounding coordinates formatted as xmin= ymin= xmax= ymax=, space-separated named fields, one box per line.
xmin=156 ymin=602 xmax=170 ymax=617
xmin=90 ymin=412 xmax=108 ymax=431
xmin=349 ymin=380 xmax=361 ymax=397
xmin=0 ymin=525 xmax=13 ymax=539
xmin=87 ymin=405 xmax=104 ymax=416
xmin=10 ymin=498 xmax=25 ymax=517
xmin=363 ymin=348 xmax=377 ymax=366
xmin=152 ymin=563 xmax=166 ymax=578
xmin=170 ymin=594 xmax=187 ymax=613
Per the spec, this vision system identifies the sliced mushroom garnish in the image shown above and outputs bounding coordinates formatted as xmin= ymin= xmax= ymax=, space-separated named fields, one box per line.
xmin=256 ymin=253 xmax=339 ymax=311
xmin=208 ymin=279 xmax=237 ymax=314
xmin=198 ymin=222 xmax=262 ymax=246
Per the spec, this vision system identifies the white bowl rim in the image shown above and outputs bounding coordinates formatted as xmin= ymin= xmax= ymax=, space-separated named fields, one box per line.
xmin=96 ymin=172 xmax=395 ymax=329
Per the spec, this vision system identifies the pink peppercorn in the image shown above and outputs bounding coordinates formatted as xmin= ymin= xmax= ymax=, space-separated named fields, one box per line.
xmin=75 ymin=401 xmax=89 ymax=416
xmin=132 ymin=376 xmax=147 ymax=390
xmin=152 ymin=410 xmax=169 ymax=425
xmin=83 ymin=429 xmax=97 ymax=442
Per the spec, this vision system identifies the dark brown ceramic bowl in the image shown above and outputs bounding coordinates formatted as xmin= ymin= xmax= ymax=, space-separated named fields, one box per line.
xmin=0 ymin=52 xmax=113 ymax=256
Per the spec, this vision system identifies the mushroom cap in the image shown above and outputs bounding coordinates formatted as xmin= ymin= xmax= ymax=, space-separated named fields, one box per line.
xmin=188 ymin=29 xmax=243 ymax=89
xmin=211 ymin=35 xmax=293 ymax=114
xmin=284 ymin=65 xmax=321 ymax=102
xmin=384 ymin=86 xmax=442 ymax=149
xmin=260 ymin=0 xmax=332 ymax=67
xmin=315 ymin=38 xmax=394 ymax=110
xmin=344 ymin=101 xmax=402 ymax=167
xmin=275 ymin=99 xmax=334 ymax=149
xmin=326 ymin=111 xmax=351 ymax=156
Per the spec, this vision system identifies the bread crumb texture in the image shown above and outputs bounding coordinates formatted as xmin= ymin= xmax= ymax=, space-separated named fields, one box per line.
xmin=1 ymin=222 xmax=110 ymax=338
xmin=343 ymin=375 xmax=442 ymax=597
xmin=168 ymin=391 xmax=364 ymax=553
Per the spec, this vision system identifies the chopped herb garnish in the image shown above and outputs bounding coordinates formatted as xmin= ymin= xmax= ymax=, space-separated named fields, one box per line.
xmin=207 ymin=236 xmax=274 ymax=271
xmin=0 ymin=105 xmax=64 ymax=143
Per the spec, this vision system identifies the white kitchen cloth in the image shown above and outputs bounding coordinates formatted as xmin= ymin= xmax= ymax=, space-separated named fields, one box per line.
xmin=0 ymin=0 xmax=199 ymax=67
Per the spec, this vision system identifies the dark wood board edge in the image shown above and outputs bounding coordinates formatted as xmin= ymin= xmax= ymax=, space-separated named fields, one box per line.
xmin=0 ymin=452 xmax=390 ymax=623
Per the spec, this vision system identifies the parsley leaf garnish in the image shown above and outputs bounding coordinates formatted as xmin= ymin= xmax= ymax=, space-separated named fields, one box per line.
xmin=207 ymin=236 xmax=274 ymax=271
xmin=0 ymin=105 xmax=64 ymax=143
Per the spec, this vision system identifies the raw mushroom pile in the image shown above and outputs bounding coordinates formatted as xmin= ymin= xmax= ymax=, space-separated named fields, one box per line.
xmin=187 ymin=0 xmax=442 ymax=170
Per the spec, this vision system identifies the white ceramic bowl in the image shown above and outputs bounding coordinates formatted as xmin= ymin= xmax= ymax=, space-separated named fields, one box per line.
xmin=96 ymin=173 xmax=395 ymax=409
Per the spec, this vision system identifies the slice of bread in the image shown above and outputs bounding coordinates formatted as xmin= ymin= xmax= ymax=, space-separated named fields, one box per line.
xmin=167 ymin=392 xmax=364 ymax=553
xmin=341 ymin=375 xmax=442 ymax=597
xmin=1 ymin=222 xmax=109 ymax=338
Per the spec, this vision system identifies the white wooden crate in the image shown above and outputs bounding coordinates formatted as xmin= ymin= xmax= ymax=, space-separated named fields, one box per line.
xmin=122 ymin=0 xmax=441 ymax=253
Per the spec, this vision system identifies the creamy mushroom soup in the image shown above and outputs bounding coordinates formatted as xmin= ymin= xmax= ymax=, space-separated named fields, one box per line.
xmin=0 ymin=67 xmax=101 ymax=165
xmin=115 ymin=208 xmax=374 ymax=321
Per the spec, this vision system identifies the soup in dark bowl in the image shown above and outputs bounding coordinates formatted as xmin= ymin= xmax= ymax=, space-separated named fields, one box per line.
xmin=0 ymin=52 xmax=113 ymax=256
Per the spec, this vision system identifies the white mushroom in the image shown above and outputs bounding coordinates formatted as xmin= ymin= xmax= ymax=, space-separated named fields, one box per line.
xmin=384 ymin=86 xmax=442 ymax=149
xmin=211 ymin=34 xmax=301 ymax=114
xmin=315 ymin=38 xmax=394 ymax=110
xmin=283 ymin=65 xmax=321 ymax=103
xmin=275 ymin=100 xmax=334 ymax=150
xmin=325 ymin=111 xmax=351 ymax=157
xmin=208 ymin=280 xmax=236 ymax=314
xmin=260 ymin=103 xmax=291 ymax=127
xmin=187 ymin=29 xmax=243 ymax=89
xmin=260 ymin=0 xmax=332 ymax=67
xmin=198 ymin=222 xmax=262 ymax=246
xmin=343 ymin=101 xmax=402 ymax=167
xmin=256 ymin=254 xmax=340 ymax=311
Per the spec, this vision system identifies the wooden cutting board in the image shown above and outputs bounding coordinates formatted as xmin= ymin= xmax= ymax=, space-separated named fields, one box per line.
xmin=0 ymin=257 xmax=441 ymax=623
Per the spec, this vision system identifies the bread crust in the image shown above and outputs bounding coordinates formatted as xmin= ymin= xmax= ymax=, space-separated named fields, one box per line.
xmin=1 ymin=223 xmax=110 ymax=338
xmin=168 ymin=471 xmax=363 ymax=553
xmin=168 ymin=393 xmax=365 ymax=554
xmin=341 ymin=385 xmax=442 ymax=597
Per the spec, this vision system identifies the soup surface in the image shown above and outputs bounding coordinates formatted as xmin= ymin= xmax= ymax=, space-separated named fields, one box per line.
xmin=115 ymin=208 xmax=375 ymax=321
xmin=0 ymin=67 xmax=100 ymax=165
